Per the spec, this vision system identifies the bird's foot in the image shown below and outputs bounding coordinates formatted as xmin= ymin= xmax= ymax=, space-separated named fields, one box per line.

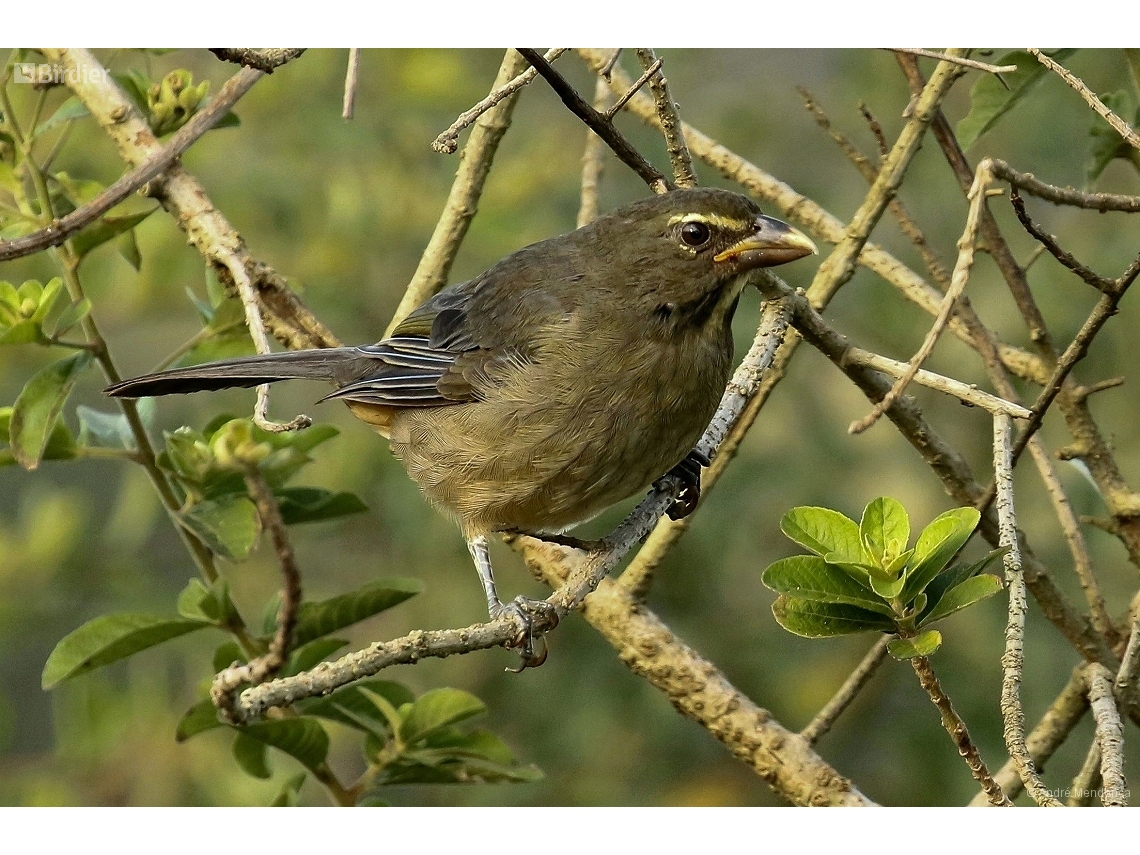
xmin=490 ymin=595 xmax=559 ymax=671
xmin=659 ymin=448 xmax=710 ymax=520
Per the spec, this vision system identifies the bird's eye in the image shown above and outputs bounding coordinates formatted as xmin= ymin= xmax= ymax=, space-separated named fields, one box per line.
xmin=680 ymin=221 xmax=711 ymax=248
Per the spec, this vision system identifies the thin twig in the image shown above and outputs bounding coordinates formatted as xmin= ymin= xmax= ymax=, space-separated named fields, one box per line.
xmin=890 ymin=48 xmax=1019 ymax=75
xmin=604 ymin=57 xmax=663 ymax=118
xmin=388 ymin=49 xmax=530 ymax=334
xmin=849 ymin=161 xmax=992 ymax=434
xmin=801 ymin=636 xmax=890 ymax=745
xmin=1086 ymin=663 xmax=1129 ymax=806
xmin=432 ymin=48 xmax=566 ymax=154
xmin=341 ymin=48 xmax=360 ymax=120
xmin=212 ymin=467 xmax=303 ymax=722
xmin=1025 ymin=434 xmax=1115 ymax=641
xmin=1067 ymin=739 xmax=1102 ymax=806
xmin=858 ymin=101 xmax=889 ymax=161
xmin=1010 ymin=188 xmax=1115 ymax=293
xmin=634 ymin=48 xmax=696 ymax=187
xmin=0 ymin=67 xmax=262 ymax=262
xmin=519 ymin=48 xmax=671 ymax=194
xmin=599 ymin=48 xmax=623 ymax=79
xmin=1116 ymin=614 xmax=1140 ymax=700
xmin=223 ymin=251 xmax=311 ymax=433
xmin=988 ymin=158 xmax=1140 ymax=212
xmin=994 ymin=413 xmax=1063 ymax=806
xmin=1029 ymin=48 xmax=1140 ymax=153
xmin=843 ymin=347 xmax=1031 ymax=418
xmin=209 ymin=48 xmax=306 ymax=73
xmin=911 ymin=655 xmax=1010 ymax=805
xmin=576 ymin=77 xmax=609 ymax=228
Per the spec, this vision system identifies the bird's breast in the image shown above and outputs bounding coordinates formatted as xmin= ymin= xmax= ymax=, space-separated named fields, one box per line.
xmin=388 ymin=312 xmax=733 ymax=536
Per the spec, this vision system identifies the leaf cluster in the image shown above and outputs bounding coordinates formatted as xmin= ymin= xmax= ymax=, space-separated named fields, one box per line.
xmin=762 ymin=498 xmax=1006 ymax=659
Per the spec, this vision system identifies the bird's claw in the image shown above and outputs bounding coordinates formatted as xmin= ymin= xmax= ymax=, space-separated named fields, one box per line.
xmin=660 ymin=448 xmax=710 ymax=520
xmin=491 ymin=595 xmax=558 ymax=671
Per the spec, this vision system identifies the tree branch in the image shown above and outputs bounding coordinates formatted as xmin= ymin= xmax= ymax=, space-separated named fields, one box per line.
xmin=209 ymin=48 xmax=306 ymax=73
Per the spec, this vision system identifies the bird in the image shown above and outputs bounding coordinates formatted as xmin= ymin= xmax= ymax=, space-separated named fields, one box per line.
xmin=106 ymin=187 xmax=816 ymax=660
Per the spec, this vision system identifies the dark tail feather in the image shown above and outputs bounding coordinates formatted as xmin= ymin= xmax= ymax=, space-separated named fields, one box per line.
xmin=105 ymin=348 xmax=369 ymax=398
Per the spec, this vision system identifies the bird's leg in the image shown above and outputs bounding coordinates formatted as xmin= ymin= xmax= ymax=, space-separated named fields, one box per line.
xmin=659 ymin=448 xmax=710 ymax=520
xmin=466 ymin=535 xmax=557 ymax=669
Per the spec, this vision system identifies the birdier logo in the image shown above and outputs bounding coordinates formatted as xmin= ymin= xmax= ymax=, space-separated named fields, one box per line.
xmin=12 ymin=63 xmax=108 ymax=86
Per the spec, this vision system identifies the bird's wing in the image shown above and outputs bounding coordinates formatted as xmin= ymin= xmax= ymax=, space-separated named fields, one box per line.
xmin=321 ymin=251 xmax=570 ymax=408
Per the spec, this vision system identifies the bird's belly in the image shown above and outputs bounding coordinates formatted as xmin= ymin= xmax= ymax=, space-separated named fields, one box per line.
xmin=387 ymin=343 xmax=728 ymax=536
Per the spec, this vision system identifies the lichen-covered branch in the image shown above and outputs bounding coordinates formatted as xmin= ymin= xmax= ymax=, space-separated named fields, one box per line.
xmin=1086 ymin=664 xmax=1129 ymax=806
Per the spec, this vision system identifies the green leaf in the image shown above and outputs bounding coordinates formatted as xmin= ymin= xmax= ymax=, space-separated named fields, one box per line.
xmin=859 ymin=497 xmax=910 ymax=566
xmin=213 ymin=110 xmax=241 ymax=129
xmin=920 ymin=546 xmax=1009 ymax=619
xmin=923 ymin=574 xmax=1004 ymax=625
xmin=42 ymin=613 xmax=210 ymax=688
xmin=780 ymin=507 xmax=864 ymax=564
xmin=10 ymin=351 xmax=92 ymax=469
xmin=280 ymin=638 xmax=349 ymax=677
xmin=957 ymin=49 xmax=1078 ymax=150
xmin=176 ymin=699 xmax=224 ymax=742
xmin=175 ymin=577 xmax=240 ymax=626
xmin=234 ymin=719 xmax=329 ymax=775
xmin=77 ymin=403 xmax=144 ymax=450
xmin=72 ymin=211 xmax=155 ymax=263
xmin=400 ymin=688 xmax=486 ymax=745
xmin=292 ymin=578 xmax=422 ymax=646
xmin=299 ymin=679 xmax=414 ymax=732
xmin=233 ymin=731 xmax=272 ymax=779
xmin=902 ymin=507 xmax=981 ymax=603
xmin=2 ymin=407 xmax=77 ymax=465
xmin=771 ymin=596 xmax=895 ymax=638
xmin=1085 ymin=90 xmax=1138 ymax=184
xmin=52 ymin=298 xmax=92 ymax=336
xmin=0 ymin=320 xmax=44 ymax=345
xmin=177 ymin=578 xmax=213 ymax=621
xmin=117 ymin=229 xmax=143 ymax=271
xmin=761 ymin=555 xmax=893 ymax=614
xmin=33 ymin=96 xmax=90 ymax=137
xmin=30 ymin=277 xmax=64 ymax=323
xmin=212 ymin=640 xmax=246 ymax=674
xmin=866 ymin=572 xmax=906 ymax=601
xmin=887 ymin=630 xmax=943 ymax=660
xmin=269 ymin=773 xmax=306 ymax=807
xmin=275 ymin=486 xmax=367 ymax=525
xmin=180 ymin=495 xmax=260 ymax=560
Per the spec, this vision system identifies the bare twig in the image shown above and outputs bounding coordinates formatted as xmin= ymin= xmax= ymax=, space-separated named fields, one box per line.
xmin=1068 ymin=739 xmax=1102 ymax=806
xmin=0 ymin=67 xmax=262 ymax=262
xmin=342 ymin=48 xmax=360 ymax=120
xmin=634 ymin=48 xmax=696 ymax=187
xmin=911 ymin=655 xmax=1010 ymax=805
xmin=801 ymin=636 xmax=890 ymax=745
xmin=212 ymin=468 xmax=303 ymax=722
xmin=988 ymin=158 xmax=1140 ymax=212
xmin=576 ymin=77 xmax=609 ymax=228
xmin=225 ymin=257 xmax=311 ymax=433
xmin=971 ymin=666 xmax=1089 ymax=805
xmin=890 ymin=48 xmax=1019 ymax=75
xmin=209 ymin=48 xmax=306 ymax=73
xmin=994 ymin=413 xmax=1063 ymax=806
xmin=388 ymin=49 xmax=530 ymax=334
xmin=843 ymin=347 xmax=1031 ymax=418
xmin=599 ymin=48 xmax=623 ymax=79
xmin=432 ymin=48 xmax=566 ymax=154
xmin=849 ymin=161 xmax=992 ymax=434
xmin=1029 ymin=48 xmax=1140 ymax=153
xmin=858 ymin=101 xmax=889 ymax=160
xmin=1086 ymin=663 xmax=1129 ymax=806
xmin=604 ymin=57 xmax=663 ymax=118
xmin=519 ymin=48 xmax=671 ymax=194
xmin=1010 ymin=188 xmax=1116 ymax=293
xmin=1116 ymin=614 xmax=1140 ymax=700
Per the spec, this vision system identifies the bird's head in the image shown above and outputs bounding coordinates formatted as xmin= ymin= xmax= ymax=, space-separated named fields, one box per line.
xmin=577 ymin=187 xmax=817 ymax=328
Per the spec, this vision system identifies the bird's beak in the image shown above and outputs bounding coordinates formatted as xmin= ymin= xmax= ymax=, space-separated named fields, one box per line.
xmin=713 ymin=215 xmax=818 ymax=268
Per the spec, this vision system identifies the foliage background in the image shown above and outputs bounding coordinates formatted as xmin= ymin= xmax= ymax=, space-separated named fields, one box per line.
xmin=1 ymin=48 xmax=1138 ymax=805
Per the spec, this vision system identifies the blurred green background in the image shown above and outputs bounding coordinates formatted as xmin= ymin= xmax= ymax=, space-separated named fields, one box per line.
xmin=2 ymin=48 xmax=1139 ymax=806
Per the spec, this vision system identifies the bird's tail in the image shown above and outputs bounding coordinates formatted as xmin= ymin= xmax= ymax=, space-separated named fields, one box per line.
xmin=105 ymin=348 xmax=370 ymax=398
